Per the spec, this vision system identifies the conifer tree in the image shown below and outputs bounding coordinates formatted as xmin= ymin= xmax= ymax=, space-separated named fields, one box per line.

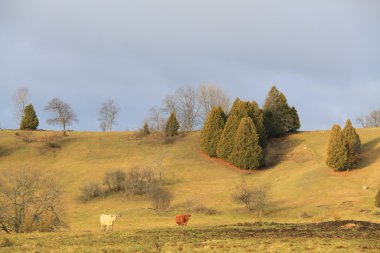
xmin=216 ymin=98 xmax=241 ymax=160
xmin=230 ymin=117 xmax=264 ymax=170
xmin=342 ymin=119 xmax=361 ymax=168
xmin=326 ymin=124 xmax=348 ymax=171
xmin=217 ymin=98 xmax=268 ymax=160
xmin=375 ymin=190 xmax=380 ymax=209
xmin=289 ymin=106 xmax=301 ymax=132
xmin=20 ymin=104 xmax=39 ymax=130
xmin=143 ymin=122 xmax=150 ymax=136
xmin=250 ymin=101 xmax=267 ymax=147
xmin=165 ymin=112 xmax=179 ymax=136
xmin=263 ymin=86 xmax=300 ymax=137
xmin=201 ymin=106 xmax=226 ymax=157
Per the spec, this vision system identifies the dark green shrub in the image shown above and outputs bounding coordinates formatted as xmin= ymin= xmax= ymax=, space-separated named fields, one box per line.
xmin=229 ymin=117 xmax=264 ymax=169
xmin=165 ymin=113 xmax=179 ymax=137
xmin=375 ymin=190 xmax=380 ymax=209
xmin=201 ymin=106 xmax=226 ymax=157
xmin=263 ymin=86 xmax=300 ymax=136
xmin=342 ymin=119 xmax=361 ymax=169
xmin=20 ymin=104 xmax=39 ymax=130
xmin=326 ymin=124 xmax=348 ymax=171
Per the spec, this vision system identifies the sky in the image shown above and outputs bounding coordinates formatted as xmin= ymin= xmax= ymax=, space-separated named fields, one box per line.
xmin=0 ymin=0 xmax=379 ymax=131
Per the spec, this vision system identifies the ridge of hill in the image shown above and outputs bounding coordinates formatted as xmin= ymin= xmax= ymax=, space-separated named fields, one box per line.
xmin=0 ymin=128 xmax=379 ymax=231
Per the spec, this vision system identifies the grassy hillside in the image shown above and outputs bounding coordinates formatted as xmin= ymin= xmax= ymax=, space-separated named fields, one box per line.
xmin=0 ymin=128 xmax=379 ymax=232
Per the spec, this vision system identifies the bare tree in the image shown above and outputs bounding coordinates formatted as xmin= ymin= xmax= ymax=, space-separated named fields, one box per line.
xmin=98 ymin=99 xmax=120 ymax=132
xmin=356 ymin=116 xmax=366 ymax=128
xmin=367 ymin=109 xmax=380 ymax=127
xmin=164 ymin=86 xmax=200 ymax=131
xmin=231 ymin=180 xmax=269 ymax=221
xmin=45 ymin=98 xmax=78 ymax=135
xmin=13 ymin=87 xmax=30 ymax=122
xmin=163 ymin=94 xmax=177 ymax=115
xmin=147 ymin=105 xmax=166 ymax=131
xmin=251 ymin=186 xmax=268 ymax=221
xmin=0 ymin=168 xmax=63 ymax=233
xmin=356 ymin=109 xmax=380 ymax=128
xmin=197 ymin=83 xmax=230 ymax=121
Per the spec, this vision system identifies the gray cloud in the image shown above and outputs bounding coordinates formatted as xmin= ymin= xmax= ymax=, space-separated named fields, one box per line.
xmin=0 ymin=0 xmax=379 ymax=131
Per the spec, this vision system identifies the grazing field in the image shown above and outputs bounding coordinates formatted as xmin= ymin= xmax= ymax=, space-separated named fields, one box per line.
xmin=1 ymin=220 xmax=380 ymax=252
xmin=0 ymin=128 xmax=380 ymax=251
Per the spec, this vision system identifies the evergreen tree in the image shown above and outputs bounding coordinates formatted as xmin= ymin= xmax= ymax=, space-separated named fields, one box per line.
xmin=326 ymin=124 xmax=348 ymax=171
xmin=143 ymin=123 xmax=150 ymax=136
xmin=342 ymin=119 xmax=361 ymax=168
xmin=289 ymin=106 xmax=301 ymax=132
xmin=250 ymin=101 xmax=267 ymax=147
xmin=375 ymin=190 xmax=380 ymax=209
xmin=165 ymin=112 xmax=179 ymax=136
xmin=20 ymin=104 xmax=39 ymax=130
xmin=216 ymin=98 xmax=242 ymax=160
xmin=263 ymin=86 xmax=300 ymax=137
xmin=201 ymin=106 xmax=226 ymax=157
xmin=230 ymin=117 xmax=264 ymax=170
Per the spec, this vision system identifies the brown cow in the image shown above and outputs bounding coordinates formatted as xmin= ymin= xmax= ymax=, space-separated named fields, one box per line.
xmin=175 ymin=214 xmax=191 ymax=227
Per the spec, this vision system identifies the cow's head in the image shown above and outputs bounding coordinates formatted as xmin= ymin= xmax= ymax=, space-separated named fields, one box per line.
xmin=111 ymin=214 xmax=121 ymax=221
xmin=186 ymin=214 xmax=191 ymax=219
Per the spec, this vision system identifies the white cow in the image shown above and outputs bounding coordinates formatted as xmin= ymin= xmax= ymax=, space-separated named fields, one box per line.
xmin=100 ymin=214 xmax=120 ymax=231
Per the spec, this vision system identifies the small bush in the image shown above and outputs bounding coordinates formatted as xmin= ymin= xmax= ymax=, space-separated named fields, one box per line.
xmin=19 ymin=131 xmax=34 ymax=143
xmin=23 ymin=211 xmax=66 ymax=232
xmin=0 ymin=238 xmax=12 ymax=247
xmin=125 ymin=167 xmax=156 ymax=195
xmin=80 ymin=182 xmax=102 ymax=201
xmin=36 ymin=134 xmax=62 ymax=154
xmin=191 ymin=204 xmax=217 ymax=215
xmin=150 ymin=186 xmax=173 ymax=211
xmin=104 ymin=170 xmax=127 ymax=193
xmin=142 ymin=123 xmax=150 ymax=136
xmin=103 ymin=168 xmax=159 ymax=196
xmin=165 ymin=113 xmax=179 ymax=137
xmin=231 ymin=181 xmax=255 ymax=210
xmin=231 ymin=180 xmax=268 ymax=220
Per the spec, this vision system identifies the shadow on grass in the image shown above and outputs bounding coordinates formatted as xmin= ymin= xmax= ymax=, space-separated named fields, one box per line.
xmin=0 ymin=145 xmax=19 ymax=157
xmin=356 ymin=137 xmax=380 ymax=169
xmin=263 ymin=135 xmax=303 ymax=169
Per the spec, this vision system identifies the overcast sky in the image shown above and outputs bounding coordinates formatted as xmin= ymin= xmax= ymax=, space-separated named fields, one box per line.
xmin=0 ymin=0 xmax=379 ymax=131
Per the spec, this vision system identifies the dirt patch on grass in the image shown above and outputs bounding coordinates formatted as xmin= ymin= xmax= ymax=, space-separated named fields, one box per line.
xmin=140 ymin=220 xmax=380 ymax=242
xmin=199 ymin=151 xmax=255 ymax=174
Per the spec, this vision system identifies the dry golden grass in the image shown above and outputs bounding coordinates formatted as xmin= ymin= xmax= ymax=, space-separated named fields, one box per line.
xmin=0 ymin=128 xmax=379 ymax=233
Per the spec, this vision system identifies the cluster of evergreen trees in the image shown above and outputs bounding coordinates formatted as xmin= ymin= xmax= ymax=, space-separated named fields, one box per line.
xmin=326 ymin=119 xmax=361 ymax=171
xmin=201 ymin=86 xmax=300 ymax=170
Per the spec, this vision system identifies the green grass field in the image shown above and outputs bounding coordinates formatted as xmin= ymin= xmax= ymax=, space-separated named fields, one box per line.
xmin=0 ymin=128 xmax=379 ymax=252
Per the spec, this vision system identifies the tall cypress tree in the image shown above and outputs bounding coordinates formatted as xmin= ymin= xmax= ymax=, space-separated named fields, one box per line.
xmin=216 ymin=98 xmax=242 ymax=160
xmin=263 ymin=86 xmax=300 ymax=137
xmin=375 ymin=190 xmax=380 ymax=209
xmin=342 ymin=119 xmax=361 ymax=168
xmin=201 ymin=106 xmax=226 ymax=157
xmin=165 ymin=112 xmax=179 ymax=136
xmin=230 ymin=117 xmax=263 ymax=170
xmin=20 ymin=104 xmax=39 ymax=130
xmin=289 ymin=106 xmax=301 ymax=132
xmin=326 ymin=124 xmax=348 ymax=171
xmin=250 ymin=101 xmax=267 ymax=147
